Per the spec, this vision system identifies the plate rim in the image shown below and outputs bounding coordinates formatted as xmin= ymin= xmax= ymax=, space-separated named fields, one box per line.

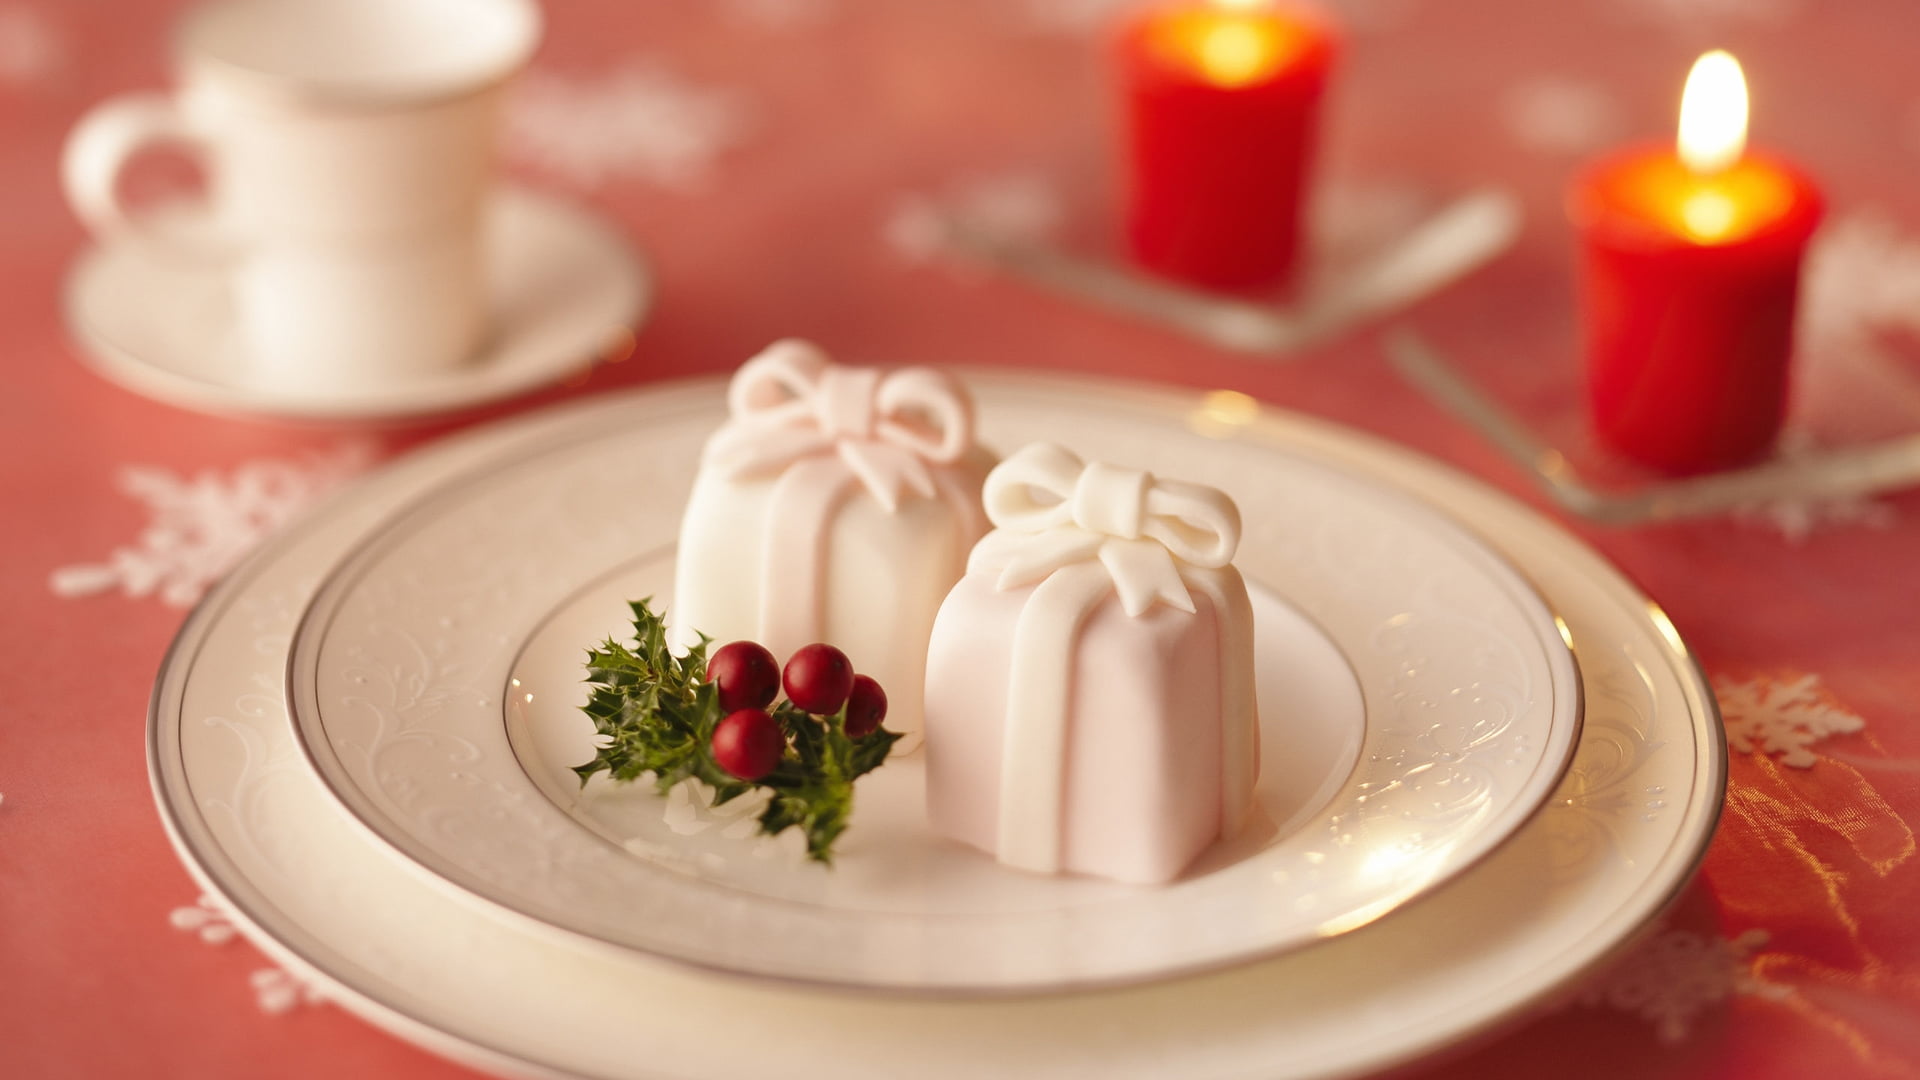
xmin=279 ymin=376 xmax=1587 ymax=993
xmin=147 ymin=370 xmax=1726 ymax=1080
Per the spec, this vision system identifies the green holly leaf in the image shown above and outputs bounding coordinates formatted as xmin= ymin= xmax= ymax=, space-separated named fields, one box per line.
xmin=849 ymin=728 xmax=903 ymax=779
xmin=574 ymin=598 xmax=898 ymax=863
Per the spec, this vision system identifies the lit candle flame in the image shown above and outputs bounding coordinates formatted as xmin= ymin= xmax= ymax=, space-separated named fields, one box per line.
xmin=1677 ymin=50 xmax=1747 ymax=175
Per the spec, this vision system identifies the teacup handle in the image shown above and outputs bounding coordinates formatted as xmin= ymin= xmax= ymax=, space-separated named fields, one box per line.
xmin=61 ymin=92 xmax=225 ymax=258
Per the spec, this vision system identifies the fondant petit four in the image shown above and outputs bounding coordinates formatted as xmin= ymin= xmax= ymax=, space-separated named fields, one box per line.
xmin=924 ymin=442 xmax=1259 ymax=884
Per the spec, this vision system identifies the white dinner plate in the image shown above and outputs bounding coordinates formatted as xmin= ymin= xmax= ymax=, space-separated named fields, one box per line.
xmin=65 ymin=185 xmax=650 ymax=422
xmin=150 ymin=374 xmax=1723 ymax=1079
xmin=507 ymin=555 xmax=1370 ymax=908
xmin=283 ymin=377 xmax=1580 ymax=992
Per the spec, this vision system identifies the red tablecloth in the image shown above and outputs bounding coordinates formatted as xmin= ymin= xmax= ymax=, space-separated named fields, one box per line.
xmin=5 ymin=0 xmax=1919 ymax=1076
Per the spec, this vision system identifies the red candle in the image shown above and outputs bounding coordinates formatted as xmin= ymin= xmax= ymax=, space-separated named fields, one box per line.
xmin=1118 ymin=0 xmax=1337 ymax=292
xmin=1569 ymin=51 xmax=1823 ymax=474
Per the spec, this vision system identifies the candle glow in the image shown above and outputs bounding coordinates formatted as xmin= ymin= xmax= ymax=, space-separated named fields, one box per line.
xmin=1196 ymin=21 xmax=1277 ymax=86
xmin=1679 ymin=189 xmax=1737 ymax=239
xmin=1586 ymin=50 xmax=1790 ymax=244
xmin=1144 ymin=0 xmax=1306 ymax=89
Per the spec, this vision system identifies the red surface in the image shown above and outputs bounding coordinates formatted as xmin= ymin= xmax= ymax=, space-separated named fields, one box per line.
xmin=1572 ymin=144 xmax=1824 ymax=472
xmin=1118 ymin=2 xmax=1336 ymax=290
xmin=3 ymin=1 xmax=1919 ymax=1078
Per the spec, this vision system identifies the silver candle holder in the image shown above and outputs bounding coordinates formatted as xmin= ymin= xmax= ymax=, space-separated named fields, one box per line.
xmin=895 ymin=174 xmax=1521 ymax=356
xmin=1385 ymin=330 xmax=1920 ymax=528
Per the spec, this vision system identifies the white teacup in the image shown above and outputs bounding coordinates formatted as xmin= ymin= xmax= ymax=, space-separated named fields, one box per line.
xmin=62 ymin=0 xmax=542 ymax=392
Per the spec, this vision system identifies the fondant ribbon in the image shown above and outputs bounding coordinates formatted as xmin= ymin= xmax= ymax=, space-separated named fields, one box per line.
xmin=705 ymin=338 xmax=973 ymax=512
xmin=968 ymin=443 xmax=1258 ymax=875
xmin=704 ymin=339 xmax=982 ymax=659
xmin=968 ymin=443 xmax=1240 ymax=616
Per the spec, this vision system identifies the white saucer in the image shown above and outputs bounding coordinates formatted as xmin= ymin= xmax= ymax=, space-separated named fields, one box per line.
xmin=150 ymin=375 xmax=1723 ymax=1080
xmin=63 ymin=186 xmax=651 ymax=422
xmin=284 ymin=388 xmax=1580 ymax=992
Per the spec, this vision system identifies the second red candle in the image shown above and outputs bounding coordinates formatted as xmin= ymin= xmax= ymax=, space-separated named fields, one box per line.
xmin=1569 ymin=52 xmax=1823 ymax=474
xmin=1118 ymin=1 xmax=1337 ymax=292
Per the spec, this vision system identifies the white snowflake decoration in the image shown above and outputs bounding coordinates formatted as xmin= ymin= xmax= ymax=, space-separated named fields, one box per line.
xmin=1716 ymin=210 xmax=1920 ymax=543
xmin=169 ymin=895 xmax=240 ymax=946
xmin=250 ymin=968 xmax=325 ymax=1015
xmin=885 ymin=169 xmax=1065 ymax=262
xmin=1716 ymin=673 xmax=1866 ymax=768
xmin=171 ymin=895 xmax=325 ymax=1013
xmin=1502 ymin=78 xmax=1624 ymax=155
xmin=48 ymin=442 xmax=375 ymax=607
xmin=0 ymin=6 xmax=62 ymax=85
xmin=507 ymin=62 xmax=752 ymax=191
xmin=1730 ymin=429 xmax=1899 ymax=544
xmin=1579 ymin=928 xmax=1787 ymax=1042
xmin=1733 ymin=488 xmax=1897 ymax=545
xmin=1799 ymin=209 xmax=1920 ymax=355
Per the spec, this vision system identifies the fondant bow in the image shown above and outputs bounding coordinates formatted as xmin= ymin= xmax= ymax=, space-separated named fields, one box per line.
xmin=969 ymin=443 xmax=1241 ymax=617
xmin=704 ymin=339 xmax=973 ymax=512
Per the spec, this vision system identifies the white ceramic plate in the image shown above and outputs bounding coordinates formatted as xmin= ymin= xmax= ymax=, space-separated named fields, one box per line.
xmin=150 ymin=375 xmax=1723 ymax=1080
xmin=508 ymin=554 xmax=1367 ymax=911
xmin=284 ymin=381 xmax=1581 ymax=992
xmin=64 ymin=185 xmax=650 ymax=422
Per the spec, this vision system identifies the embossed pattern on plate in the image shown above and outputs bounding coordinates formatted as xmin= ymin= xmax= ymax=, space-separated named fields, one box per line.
xmin=284 ymin=382 xmax=1583 ymax=991
xmin=151 ymin=375 xmax=1722 ymax=1080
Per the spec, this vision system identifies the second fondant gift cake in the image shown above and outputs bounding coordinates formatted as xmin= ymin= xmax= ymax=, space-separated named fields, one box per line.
xmin=924 ymin=442 xmax=1260 ymax=884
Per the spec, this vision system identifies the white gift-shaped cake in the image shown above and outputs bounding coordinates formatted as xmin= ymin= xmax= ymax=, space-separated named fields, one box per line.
xmin=673 ymin=340 xmax=991 ymax=734
xmin=924 ymin=443 xmax=1259 ymax=884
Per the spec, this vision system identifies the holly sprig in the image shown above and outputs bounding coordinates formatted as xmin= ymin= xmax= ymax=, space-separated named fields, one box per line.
xmin=575 ymin=599 xmax=901 ymax=863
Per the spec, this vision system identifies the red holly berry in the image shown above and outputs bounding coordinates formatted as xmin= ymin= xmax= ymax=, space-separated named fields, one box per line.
xmin=782 ymin=643 xmax=854 ymax=715
xmin=711 ymin=708 xmax=785 ymax=781
xmin=843 ymin=674 xmax=887 ymax=738
xmin=706 ymin=640 xmax=780 ymax=712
